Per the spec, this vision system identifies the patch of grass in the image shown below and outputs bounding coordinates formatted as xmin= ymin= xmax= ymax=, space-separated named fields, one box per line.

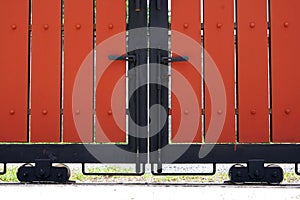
xmin=69 ymin=167 xmax=230 ymax=183
xmin=0 ymin=167 xmax=18 ymax=182
xmin=284 ymin=172 xmax=300 ymax=183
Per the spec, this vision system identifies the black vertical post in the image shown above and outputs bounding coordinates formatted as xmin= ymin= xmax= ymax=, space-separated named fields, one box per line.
xmin=149 ymin=0 xmax=169 ymax=172
xmin=128 ymin=0 xmax=148 ymax=171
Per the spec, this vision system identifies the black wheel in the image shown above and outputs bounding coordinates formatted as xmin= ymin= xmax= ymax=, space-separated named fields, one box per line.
xmin=228 ymin=164 xmax=246 ymax=184
xmin=17 ymin=163 xmax=34 ymax=183
xmin=266 ymin=164 xmax=283 ymax=185
xmin=54 ymin=163 xmax=71 ymax=179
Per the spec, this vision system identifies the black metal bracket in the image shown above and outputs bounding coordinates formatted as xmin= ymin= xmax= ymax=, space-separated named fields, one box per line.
xmin=108 ymin=55 xmax=136 ymax=63
xmin=295 ymin=163 xmax=300 ymax=175
xmin=81 ymin=163 xmax=145 ymax=176
xmin=0 ymin=163 xmax=6 ymax=175
xmin=17 ymin=159 xmax=71 ymax=183
xmin=135 ymin=0 xmax=141 ymax=12
xmin=161 ymin=56 xmax=189 ymax=64
xmin=156 ymin=0 xmax=162 ymax=10
xmin=151 ymin=163 xmax=216 ymax=176
xmin=229 ymin=160 xmax=283 ymax=184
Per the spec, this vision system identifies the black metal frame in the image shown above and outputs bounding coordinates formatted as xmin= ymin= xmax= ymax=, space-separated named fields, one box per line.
xmin=0 ymin=0 xmax=300 ymax=184
xmin=149 ymin=0 xmax=170 ymax=173
xmin=1 ymin=143 xmax=300 ymax=164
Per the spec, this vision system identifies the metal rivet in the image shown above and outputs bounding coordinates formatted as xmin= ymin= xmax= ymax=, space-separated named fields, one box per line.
xmin=184 ymin=109 xmax=189 ymax=115
xmin=43 ymin=24 xmax=49 ymax=30
xmin=284 ymin=22 xmax=289 ymax=28
xmin=108 ymin=110 xmax=112 ymax=115
xmin=42 ymin=110 xmax=48 ymax=115
xmin=272 ymin=171 xmax=278 ymax=178
xmin=76 ymin=24 xmax=81 ymax=30
xmin=40 ymin=168 xmax=45 ymax=177
xmin=217 ymin=109 xmax=223 ymax=115
xmin=75 ymin=110 xmax=80 ymax=115
xmin=250 ymin=109 xmax=256 ymax=115
xmin=285 ymin=108 xmax=291 ymax=115
xmin=108 ymin=24 xmax=113 ymax=29
xmin=10 ymin=110 xmax=15 ymax=115
xmin=11 ymin=24 xmax=17 ymax=30
xmin=183 ymin=23 xmax=189 ymax=29
xmin=250 ymin=22 xmax=256 ymax=28
xmin=216 ymin=23 xmax=222 ymax=29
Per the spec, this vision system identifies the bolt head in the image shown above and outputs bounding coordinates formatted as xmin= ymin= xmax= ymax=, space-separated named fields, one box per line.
xmin=217 ymin=109 xmax=223 ymax=115
xmin=250 ymin=109 xmax=256 ymax=115
xmin=9 ymin=110 xmax=15 ymax=115
xmin=76 ymin=24 xmax=81 ymax=29
xmin=184 ymin=109 xmax=189 ymax=115
xmin=11 ymin=24 xmax=17 ymax=30
xmin=250 ymin=22 xmax=256 ymax=28
xmin=183 ymin=23 xmax=189 ymax=29
xmin=42 ymin=110 xmax=48 ymax=115
xmin=75 ymin=110 xmax=80 ymax=115
xmin=43 ymin=24 xmax=49 ymax=30
xmin=216 ymin=23 xmax=222 ymax=28
xmin=285 ymin=108 xmax=291 ymax=115
xmin=108 ymin=110 xmax=112 ymax=115
xmin=284 ymin=22 xmax=289 ymax=28
xmin=272 ymin=171 xmax=278 ymax=178
xmin=40 ymin=169 xmax=45 ymax=176
xmin=108 ymin=24 xmax=114 ymax=29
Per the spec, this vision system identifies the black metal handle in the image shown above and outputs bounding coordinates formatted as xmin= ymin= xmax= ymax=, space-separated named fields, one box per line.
xmin=108 ymin=55 xmax=136 ymax=62
xmin=135 ymin=0 xmax=141 ymax=12
xmin=161 ymin=56 xmax=189 ymax=64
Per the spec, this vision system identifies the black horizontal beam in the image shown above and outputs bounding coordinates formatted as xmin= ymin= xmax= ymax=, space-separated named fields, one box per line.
xmin=1 ymin=144 xmax=300 ymax=164
xmin=158 ymin=144 xmax=300 ymax=164
xmin=0 ymin=144 xmax=147 ymax=164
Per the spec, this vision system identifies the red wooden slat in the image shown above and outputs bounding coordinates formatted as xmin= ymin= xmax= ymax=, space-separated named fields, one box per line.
xmin=95 ymin=0 xmax=126 ymax=142
xmin=63 ymin=0 xmax=93 ymax=143
xmin=271 ymin=0 xmax=300 ymax=142
xmin=237 ymin=0 xmax=269 ymax=143
xmin=31 ymin=0 xmax=61 ymax=142
xmin=0 ymin=1 xmax=29 ymax=142
xmin=171 ymin=0 xmax=202 ymax=143
xmin=204 ymin=0 xmax=235 ymax=143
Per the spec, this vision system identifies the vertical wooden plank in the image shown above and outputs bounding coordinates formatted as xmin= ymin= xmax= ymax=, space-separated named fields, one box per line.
xmin=271 ymin=0 xmax=300 ymax=142
xmin=171 ymin=0 xmax=202 ymax=143
xmin=237 ymin=0 xmax=269 ymax=142
xmin=204 ymin=0 xmax=235 ymax=143
xmin=96 ymin=0 xmax=126 ymax=142
xmin=0 ymin=1 xmax=29 ymax=142
xmin=31 ymin=0 xmax=61 ymax=142
xmin=64 ymin=0 xmax=93 ymax=142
